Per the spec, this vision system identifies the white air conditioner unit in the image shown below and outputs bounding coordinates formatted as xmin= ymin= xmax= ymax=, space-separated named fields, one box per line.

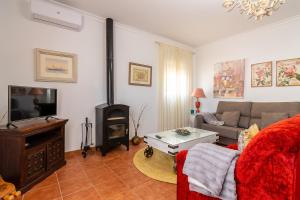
xmin=31 ymin=0 xmax=83 ymax=31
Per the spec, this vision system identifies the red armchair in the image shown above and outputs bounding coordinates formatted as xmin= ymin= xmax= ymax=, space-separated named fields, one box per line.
xmin=177 ymin=115 xmax=300 ymax=200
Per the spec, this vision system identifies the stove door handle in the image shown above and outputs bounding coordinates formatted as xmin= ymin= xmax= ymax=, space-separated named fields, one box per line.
xmin=126 ymin=128 xmax=129 ymax=135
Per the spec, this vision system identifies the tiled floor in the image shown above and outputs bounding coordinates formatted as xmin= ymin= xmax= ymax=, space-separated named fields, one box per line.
xmin=22 ymin=143 xmax=176 ymax=200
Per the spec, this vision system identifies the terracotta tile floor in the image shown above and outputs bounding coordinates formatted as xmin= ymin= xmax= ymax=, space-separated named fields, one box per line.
xmin=22 ymin=143 xmax=176 ymax=200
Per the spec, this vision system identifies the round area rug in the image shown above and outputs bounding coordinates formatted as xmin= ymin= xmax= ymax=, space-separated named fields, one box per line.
xmin=133 ymin=147 xmax=177 ymax=184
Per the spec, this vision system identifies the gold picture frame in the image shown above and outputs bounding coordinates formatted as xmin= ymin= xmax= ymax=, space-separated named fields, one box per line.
xmin=251 ymin=61 xmax=273 ymax=87
xmin=213 ymin=59 xmax=245 ymax=98
xmin=129 ymin=62 xmax=152 ymax=87
xmin=276 ymin=58 xmax=300 ymax=87
xmin=35 ymin=48 xmax=77 ymax=83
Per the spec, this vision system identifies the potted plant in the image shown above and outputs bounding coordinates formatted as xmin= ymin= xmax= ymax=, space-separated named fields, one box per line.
xmin=130 ymin=105 xmax=147 ymax=145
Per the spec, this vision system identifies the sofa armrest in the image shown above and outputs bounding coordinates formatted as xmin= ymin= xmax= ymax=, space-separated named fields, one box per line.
xmin=194 ymin=115 xmax=205 ymax=128
xmin=176 ymin=150 xmax=189 ymax=200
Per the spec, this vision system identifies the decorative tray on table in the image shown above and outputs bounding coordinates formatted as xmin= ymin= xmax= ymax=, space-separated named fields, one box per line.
xmin=174 ymin=128 xmax=191 ymax=136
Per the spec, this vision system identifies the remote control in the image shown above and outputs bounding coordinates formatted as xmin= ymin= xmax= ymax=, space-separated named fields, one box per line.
xmin=155 ymin=135 xmax=162 ymax=139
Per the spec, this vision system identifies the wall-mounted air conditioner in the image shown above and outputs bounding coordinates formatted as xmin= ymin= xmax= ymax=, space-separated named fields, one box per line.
xmin=31 ymin=0 xmax=84 ymax=31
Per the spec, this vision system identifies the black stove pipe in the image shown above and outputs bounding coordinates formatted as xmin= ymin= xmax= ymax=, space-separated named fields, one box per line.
xmin=106 ymin=18 xmax=114 ymax=105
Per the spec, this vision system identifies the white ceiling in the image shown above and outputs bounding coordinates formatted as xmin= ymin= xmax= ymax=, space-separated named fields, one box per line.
xmin=56 ymin=0 xmax=300 ymax=47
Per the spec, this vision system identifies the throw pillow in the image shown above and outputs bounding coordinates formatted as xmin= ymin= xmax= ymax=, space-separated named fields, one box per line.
xmin=238 ymin=129 xmax=247 ymax=152
xmin=221 ymin=111 xmax=240 ymax=127
xmin=244 ymin=123 xmax=260 ymax=146
xmin=261 ymin=112 xmax=289 ymax=129
xmin=238 ymin=123 xmax=260 ymax=151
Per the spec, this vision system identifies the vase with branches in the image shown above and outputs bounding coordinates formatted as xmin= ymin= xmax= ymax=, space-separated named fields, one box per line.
xmin=130 ymin=105 xmax=147 ymax=145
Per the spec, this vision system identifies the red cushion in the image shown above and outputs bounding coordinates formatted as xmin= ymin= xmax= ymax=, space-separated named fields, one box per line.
xmin=226 ymin=144 xmax=238 ymax=150
xmin=236 ymin=115 xmax=300 ymax=200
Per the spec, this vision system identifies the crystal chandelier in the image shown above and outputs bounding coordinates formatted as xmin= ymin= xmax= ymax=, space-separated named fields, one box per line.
xmin=223 ymin=0 xmax=287 ymax=20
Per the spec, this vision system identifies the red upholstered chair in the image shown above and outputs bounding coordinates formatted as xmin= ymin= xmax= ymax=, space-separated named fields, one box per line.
xmin=177 ymin=115 xmax=300 ymax=200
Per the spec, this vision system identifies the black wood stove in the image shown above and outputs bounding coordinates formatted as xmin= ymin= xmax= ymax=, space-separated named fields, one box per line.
xmin=95 ymin=18 xmax=129 ymax=156
xmin=95 ymin=104 xmax=129 ymax=156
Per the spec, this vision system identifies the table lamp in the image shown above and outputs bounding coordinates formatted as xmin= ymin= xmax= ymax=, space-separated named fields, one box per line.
xmin=191 ymin=88 xmax=206 ymax=113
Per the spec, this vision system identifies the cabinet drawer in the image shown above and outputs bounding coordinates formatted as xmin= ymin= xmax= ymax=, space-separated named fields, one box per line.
xmin=47 ymin=138 xmax=64 ymax=170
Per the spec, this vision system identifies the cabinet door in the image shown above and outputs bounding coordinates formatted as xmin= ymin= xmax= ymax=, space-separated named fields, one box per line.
xmin=25 ymin=147 xmax=47 ymax=183
xmin=47 ymin=138 xmax=64 ymax=170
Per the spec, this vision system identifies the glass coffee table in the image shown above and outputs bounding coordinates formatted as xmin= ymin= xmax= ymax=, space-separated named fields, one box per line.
xmin=143 ymin=127 xmax=218 ymax=158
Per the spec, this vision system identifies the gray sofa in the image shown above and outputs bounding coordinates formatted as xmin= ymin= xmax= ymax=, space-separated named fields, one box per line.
xmin=194 ymin=101 xmax=300 ymax=145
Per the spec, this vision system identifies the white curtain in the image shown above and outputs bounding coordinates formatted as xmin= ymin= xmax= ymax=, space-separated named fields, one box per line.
xmin=158 ymin=43 xmax=193 ymax=131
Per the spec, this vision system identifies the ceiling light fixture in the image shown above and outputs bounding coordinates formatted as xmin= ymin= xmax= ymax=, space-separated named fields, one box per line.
xmin=223 ymin=0 xmax=287 ymax=20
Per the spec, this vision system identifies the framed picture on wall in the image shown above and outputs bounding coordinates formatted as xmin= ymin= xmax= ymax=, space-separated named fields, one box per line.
xmin=35 ymin=48 xmax=77 ymax=83
xmin=251 ymin=61 xmax=272 ymax=87
xmin=276 ymin=58 xmax=300 ymax=87
xmin=213 ymin=59 xmax=245 ymax=98
xmin=129 ymin=62 xmax=152 ymax=87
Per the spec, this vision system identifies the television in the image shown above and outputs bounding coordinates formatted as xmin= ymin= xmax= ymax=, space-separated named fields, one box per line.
xmin=8 ymin=85 xmax=57 ymax=123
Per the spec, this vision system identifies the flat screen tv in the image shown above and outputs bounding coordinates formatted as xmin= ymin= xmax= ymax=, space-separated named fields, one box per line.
xmin=8 ymin=85 xmax=57 ymax=123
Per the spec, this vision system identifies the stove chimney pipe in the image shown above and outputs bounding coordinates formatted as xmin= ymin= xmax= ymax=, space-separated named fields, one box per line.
xmin=106 ymin=18 xmax=114 ymax=105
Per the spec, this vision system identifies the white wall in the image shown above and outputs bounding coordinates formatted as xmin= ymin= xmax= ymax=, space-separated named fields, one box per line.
xmin=0 ymin=0 xmax=193 ymax=151
xmin=195 ymin=16 xmax=300 ymax=112
xmin=114 ymin=24 xmax=193 ymax=143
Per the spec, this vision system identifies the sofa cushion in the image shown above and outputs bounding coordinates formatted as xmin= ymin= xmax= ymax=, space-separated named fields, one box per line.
xmin=239 ymin=116 xmax=250 ymax=129
xmin=216 ymin=101 xmax=251 ymax=129
xmin=261 ymin=112 xmax=288 ymax=128
xmin=221 ymin=111 xmax=240 ymax=127
xmin=251 ymin=102 xmax=300 ymax=118
xmin=202 ymin=123 xmax=243 ymax=140
xmin=216 ymin=101 xmax=252 ymax=116
xmin=238 ymin=124 xmax=260 ymax=151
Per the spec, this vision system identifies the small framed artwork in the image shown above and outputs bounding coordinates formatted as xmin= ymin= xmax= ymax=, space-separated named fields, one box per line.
xmin=129 ymin=62 xmax=152 ymax=87
xmin=35 ymin=48 xmax=77 ymax=83
xmin=276 ymin=58 xmax=300 ymax=87
xmin=251 ymin=61 xmax=272 ymax=87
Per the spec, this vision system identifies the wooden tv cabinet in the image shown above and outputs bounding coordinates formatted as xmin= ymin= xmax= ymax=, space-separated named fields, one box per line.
xmin=0 ymin=119 xmax=68 ymax=193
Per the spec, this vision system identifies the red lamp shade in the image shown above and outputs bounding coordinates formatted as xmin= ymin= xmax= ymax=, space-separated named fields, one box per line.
xmin=192 ymin=88 xmax=206 ymax=98
xmin=191 ymin=88 xmax=206 ymax=113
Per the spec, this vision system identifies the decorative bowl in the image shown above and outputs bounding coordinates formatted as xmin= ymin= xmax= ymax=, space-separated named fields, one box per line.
xmin=175 ymin=129 xmax=191 ymax=136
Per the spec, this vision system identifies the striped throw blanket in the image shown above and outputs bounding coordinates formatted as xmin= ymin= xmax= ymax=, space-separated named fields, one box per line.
xmin=199 ymin=112 xmax=224 ymax=126
xmin=183 ymin=143 xmax=240 ymax=200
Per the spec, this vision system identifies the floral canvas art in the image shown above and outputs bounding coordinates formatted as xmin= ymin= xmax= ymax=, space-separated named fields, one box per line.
xmin=214 ymin=59 xmax=245 ymax=98
xmin=277 ymin=58 xmax=300 ymax=86
xmin=251 ymin=62 xmax=272 ymax=87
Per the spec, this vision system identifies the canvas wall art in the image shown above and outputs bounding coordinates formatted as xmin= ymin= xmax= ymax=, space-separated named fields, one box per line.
xmin=251 ymin=61 xmax=272 ymax=87
xmin=214 ymin=59 xmax=245 ymax=98
xmin=35 ymin=49 xmax=77 ymax=83
xmin=276 ymin=58 xmax=300 ymax=86
xmin=129 ymin=62 xmax=152 ymax=87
